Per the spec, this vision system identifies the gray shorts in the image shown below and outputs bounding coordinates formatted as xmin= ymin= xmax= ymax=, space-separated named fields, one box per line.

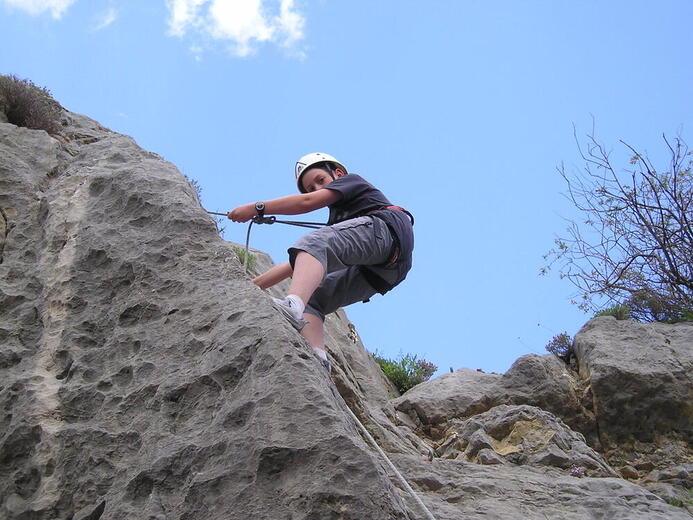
xmin=288 ymin=216 xmax=400 ymax=321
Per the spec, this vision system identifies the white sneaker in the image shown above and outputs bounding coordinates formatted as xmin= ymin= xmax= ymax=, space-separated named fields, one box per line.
xmin=272 ymin=297 xmax=307 ymax=331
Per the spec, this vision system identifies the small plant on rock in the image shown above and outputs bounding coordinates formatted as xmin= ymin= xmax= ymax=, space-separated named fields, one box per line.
xmin=569 ymin=465 xmax=586 ymax=477
xmin=372 ymin=351 xmax=437 ymax=394
xmin=545 ymin=332 xmax=574 ymax=362
xmin=0 ymin=74 xmax=62 ymax=134
xmin=593 ymin=304 xmax=631 ymax=320
xmin=232 ymin=245 xmax=256 ymax=271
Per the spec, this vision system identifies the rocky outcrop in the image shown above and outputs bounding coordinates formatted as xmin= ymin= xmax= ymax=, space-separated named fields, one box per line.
xmin=2 ymin=110 xmax=691 ymax=519
xmin=573 ymin=316 xmax=692 ymax=446
xmin=394 ymin=353 xmax=596 ymax=443
xmin=434 ymin=404 xmax=616 ymax=477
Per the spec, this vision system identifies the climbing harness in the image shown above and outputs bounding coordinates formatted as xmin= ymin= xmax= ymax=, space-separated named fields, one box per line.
xmin=206 ymin=210 xmax=326 ymax=272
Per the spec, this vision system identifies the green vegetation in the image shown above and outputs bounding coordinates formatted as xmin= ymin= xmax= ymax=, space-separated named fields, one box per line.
xmin=0 ymin=74 xmax=61 ymax=134
xmin=545 ymin=332 xmax=574 ymax=361
xmin=594 ymin=304 xmax=631 ymax=320
xmin=592 ymin=297 xmax=692 ymax=323
xmin=665 ymin=489 xmax=693 ymax=509
xmin=183 ymin=174 xmax=203 ymax=203
xmin=372 ymin=351 xmax=437 ymax=394
xmin=232 ymin=245 xmax=256 ymax=271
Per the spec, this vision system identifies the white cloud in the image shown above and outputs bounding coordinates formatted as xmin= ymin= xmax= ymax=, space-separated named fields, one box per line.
xmin=166 ymin=0 xmax=305 ymax=57
xmin=94 ymin=7 xmax=117 ymax=31
xmin=3 ymin=0 xmax=77 ymax=19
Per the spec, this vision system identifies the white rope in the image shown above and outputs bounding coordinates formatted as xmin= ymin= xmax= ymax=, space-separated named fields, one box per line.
xmin=343 ymin=404 xmax=438 ymax=520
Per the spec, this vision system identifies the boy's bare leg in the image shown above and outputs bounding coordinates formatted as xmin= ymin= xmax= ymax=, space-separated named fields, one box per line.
xmin=252 ymin=261 xmax=292 ymax=290
xmin=300 ymin=314 xmax=325 ymax=351
xmin=288 ymin=251 xmax=324 ymax=304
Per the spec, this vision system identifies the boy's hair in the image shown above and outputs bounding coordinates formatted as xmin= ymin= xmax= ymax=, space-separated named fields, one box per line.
xmin=309 ymin=161 xmax=342 ymax=175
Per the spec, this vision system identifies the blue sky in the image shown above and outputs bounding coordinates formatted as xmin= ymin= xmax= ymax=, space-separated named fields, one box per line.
xmin=2 ymin=1 xmax=691 ymax=375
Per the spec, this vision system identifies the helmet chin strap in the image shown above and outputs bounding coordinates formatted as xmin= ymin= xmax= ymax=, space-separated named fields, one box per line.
xmin=322 ymin=162 xmax=336 ymax=180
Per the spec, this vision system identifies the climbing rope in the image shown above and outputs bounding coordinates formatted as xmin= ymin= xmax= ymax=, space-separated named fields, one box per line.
xmin=338 ymin=397 xmax=438 ymax=520
xmin=207 ymin=211 xmax=326 ymax=272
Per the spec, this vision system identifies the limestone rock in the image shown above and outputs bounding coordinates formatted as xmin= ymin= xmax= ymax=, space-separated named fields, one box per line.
xmin=0 ymin=115 xmax=412 ymax=520
xmin=390 ymin=453 xmax=691 ymax=520
xmin=435 ymin=405 xmax=617 ymax=477
xmin=392 ymin=368 xmax=500 ymax=435
xmin=496 ymin=354 xmax=595 ymax=438
xmin=392 ymin=354 xmax=597 ymax=442
xmin=573 ymin=316 xmax=693 ymax=446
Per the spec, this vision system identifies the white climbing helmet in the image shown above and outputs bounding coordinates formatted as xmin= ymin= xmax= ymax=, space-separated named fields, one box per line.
xmin=294 ymin=152 xmax=347 ymax=193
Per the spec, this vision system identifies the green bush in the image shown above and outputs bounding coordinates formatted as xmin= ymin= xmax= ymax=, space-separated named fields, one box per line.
xmin=545 ymin=332 xmax=574 ymax=361
xmin=625 ymin=290 xmax=693 ymax=323
xmin=665 ymin=488 xmax=693 ymax=508
xmin=594 ymin=304 xmax=631 ymax=320
xmin=593 ymin=295 xmax=693 ymax=323
xmin=0 ymin=74 xmax=61 ymax=134
xmin=372 ymin=351 xmax=437 ymax=393
xmin=232 ymin=245 xmax=256 ymax=271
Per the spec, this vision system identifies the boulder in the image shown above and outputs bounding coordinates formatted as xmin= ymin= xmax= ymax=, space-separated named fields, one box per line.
xmin=434 ymin=404 xmax=616 ymax=477
xmin=389 ymin=453 xmax=691 ymax=520
xmin=393 ymin=355 xmax=596 ymax=441
xmin=393 ymin=368 xmax=500 ymax=436
xmin=573 ymin=317 xmax=693 ymax=445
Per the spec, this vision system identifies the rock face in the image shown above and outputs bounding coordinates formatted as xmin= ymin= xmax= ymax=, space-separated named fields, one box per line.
xmin=573 ymin=317 xmax=693 ymax=445
xmin=0 ymin=115 xmax=410 ymax=520
xmin=2 ymin=110 xmax=692 ymax=520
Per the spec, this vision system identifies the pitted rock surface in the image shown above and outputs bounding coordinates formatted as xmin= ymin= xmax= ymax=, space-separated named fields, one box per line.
xmin=1 ymin=110 xmax=691 ymax=520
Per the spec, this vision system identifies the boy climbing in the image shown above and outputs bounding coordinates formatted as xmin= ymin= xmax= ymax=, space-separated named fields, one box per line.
xmin=227 ymin=153 xmax=414 ymax=372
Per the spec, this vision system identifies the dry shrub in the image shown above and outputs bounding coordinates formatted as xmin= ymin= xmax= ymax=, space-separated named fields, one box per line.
xmin=0 ymin=74 xmax=62 ymax=134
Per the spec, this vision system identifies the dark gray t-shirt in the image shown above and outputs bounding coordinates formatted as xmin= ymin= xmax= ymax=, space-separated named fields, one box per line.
xmin=325 ymin=173 xmax=414 ymax=289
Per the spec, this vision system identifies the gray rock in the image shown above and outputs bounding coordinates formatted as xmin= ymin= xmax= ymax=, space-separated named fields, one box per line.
xmin=0 ymin=117 xmax=411 ymax=520
xmin=393 ymin=368 xmax=500 ymax=435
xmin=2 ymin=110 xmax=690 ymax=520
xmin=391 ymin=453 xmax=692 ymax=520
xmin=497 ymin=354 xmax=596 ymax=439
xmin=574 ymin=316 xmax=693 ymax=446
xmin=393 ymin=354 xmax=600 ymax=444
xmin=476 ymin=448 xmax=505 ymax=465
xmin=436 ymin=405 xmax=617 ymax=477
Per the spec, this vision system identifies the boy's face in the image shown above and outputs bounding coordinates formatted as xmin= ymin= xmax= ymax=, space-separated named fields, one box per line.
xmin=301 ymin=167 xmax=344 ymax=193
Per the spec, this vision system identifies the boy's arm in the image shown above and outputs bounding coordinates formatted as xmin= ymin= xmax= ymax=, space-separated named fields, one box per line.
xmin=252 ymin=261 xmax=292 ymax=290
xmin=228 ymin=189 xmax=340 ymax=222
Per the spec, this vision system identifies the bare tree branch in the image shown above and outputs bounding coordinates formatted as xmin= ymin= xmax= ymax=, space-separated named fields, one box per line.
xmin=543 ymin=130 xmax=693 ymax=322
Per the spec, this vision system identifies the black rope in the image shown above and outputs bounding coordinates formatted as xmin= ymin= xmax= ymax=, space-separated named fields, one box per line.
xmin=206 ymin=210 xmax=327 ymax=273
xmin=242 ymin=216 xmax=326 ymax=271
xmin=251 ymin=215 xmax=326 ymax=229
xmin=206 ymin=210 xmax=326 ymax=229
